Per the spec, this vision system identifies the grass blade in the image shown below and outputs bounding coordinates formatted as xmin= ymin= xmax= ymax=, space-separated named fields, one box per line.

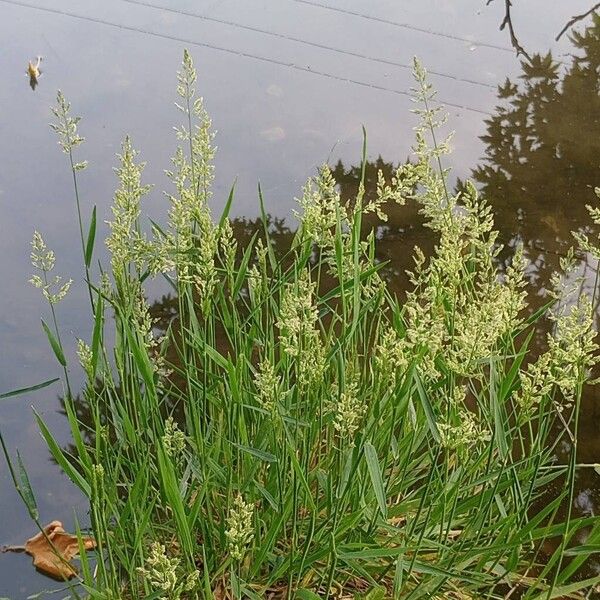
xmin=41 ymin=319 xmax=66 ymax=367
xmin=16 ymin=450 xmax=39 ymax=520
xmin=85 ymin=205 xmax=97 ymax=268
xmin=0 ymin=378 xmax=59 ymax=400
xmin=33 ymin=410 xmax=91 ymax=497
xmin=364 ymin=442 xmax=387 ymax=520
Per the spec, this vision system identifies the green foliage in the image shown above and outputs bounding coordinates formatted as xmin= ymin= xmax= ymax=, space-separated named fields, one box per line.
xmin=14 ymin=53 xmax=600 ymax=598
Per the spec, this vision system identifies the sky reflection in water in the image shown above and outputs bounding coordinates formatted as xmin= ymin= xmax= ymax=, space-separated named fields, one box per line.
xmin=1 ymin=0 xmax=599 ymax=594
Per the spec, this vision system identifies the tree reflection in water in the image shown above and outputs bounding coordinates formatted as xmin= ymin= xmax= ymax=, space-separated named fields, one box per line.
xmin=473 ymin=17 xmax=600 ymax=540
xmin=474 ymin=18 xmax=600 ymax=287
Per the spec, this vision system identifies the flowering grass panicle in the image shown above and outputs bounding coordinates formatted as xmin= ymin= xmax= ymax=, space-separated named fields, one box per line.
xmin=374 ymin=328 xmax=409 ymax=384
xmin=49 ymin=89 xmax=98 ymax=310
xmin=295 ymin=164 xmax=343 ymax=248
xmin=547 ymin=295 xmax=598 ymax=406
xmin=501 ymin=243 xmax=528 ymax=327
xmin=136 ymin=541 xmax=199 ymax=599
xmin=572 ymin=187 xmax=600 ymax=260
xmin=225 ymin=495 xmax=254 ymax=562
xmin=247 ymin=262 xmax=261 ymax=302
xmin=175 ymin=49 xmax=215 ymax=205
xmin=438 ymin=407 xmax=491 ymax=453
xmin=106 ymin=136 xmax=152 ymax=278
xmin=162 ymin=417 xmax=187 ymax=459
xmin=516 ymin=294 xmax=598 ymax=417
xmin=247 ymin=237 xmax=269 ymax=304
xmin=402 ymin=284 xmax=446 ymax=378
xmin=29 ymin=231 xmax=72 ymax=304
xmin=132 ymin=290 xmax=171 ymax=382
xmin=445 ymin=275 xmax=526 ymax=378
xmin=363 ymin=162 xmax=413 ymax=221
xmin=332 ymin=378 xmax=365 ymax=442
xmin=276 ymin=270 xmax=319 ymax=358
xmin=30 ymin=230 xmax=55 ymax=272
xmin=254 ymin=359 xmax=280 ymax=413
xmin=191 ymin=207 xmax=219 ymax=312
xmin=157 ymin=52 xmax=219 ymax=314
xmin=219 ymin=218 xmax=237 ymax=276
xmin=50 ymin=90 xmax=86 ymax=164
xmin=137 ymin=542 xmax=178 ymax=593
xmin=276 ymin=269 xmax=326 ymax=388
xmin=76 ymin=338 xmax=93 ymax=380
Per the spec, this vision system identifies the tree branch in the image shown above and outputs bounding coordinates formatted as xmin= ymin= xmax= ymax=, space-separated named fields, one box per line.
xmin=555 ymin=2 xmax=600 ymax=41
xmin=498 ymin=0 xmax=532 ymax=62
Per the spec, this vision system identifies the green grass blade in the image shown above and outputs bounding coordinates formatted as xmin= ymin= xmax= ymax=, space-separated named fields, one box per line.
xmin=85 ymin=205 xmax=97 ymax=268
xmin=16 ymin=450 xmax=39 ymax=520
xmin=41 ymin=319 xmax=66 ymax=366
xmin=364 ymin=442 xmax=387 ymax=520
xmin=0 ymin=378 xmax=59 ymax=400
xmin=218 ymin=179 xmax=236 ymax=229
xmin=33 ymin=410 xmax=91 ymax=497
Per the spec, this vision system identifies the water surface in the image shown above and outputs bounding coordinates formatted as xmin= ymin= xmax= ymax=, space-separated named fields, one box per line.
xmin=1 ymin=1 xmax=599 ymax=596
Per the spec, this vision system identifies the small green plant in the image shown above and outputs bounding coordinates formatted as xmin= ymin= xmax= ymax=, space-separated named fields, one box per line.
xmin=6 ymin=52 xmax=600 ymax=598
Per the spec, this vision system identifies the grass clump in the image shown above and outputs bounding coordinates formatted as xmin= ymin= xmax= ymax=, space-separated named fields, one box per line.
xmin=8 ymin=52 xmax=600 ymax=599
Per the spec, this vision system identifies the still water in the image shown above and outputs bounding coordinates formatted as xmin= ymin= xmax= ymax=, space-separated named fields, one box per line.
xmin=1 ymin=0 xmax=599 ymax=596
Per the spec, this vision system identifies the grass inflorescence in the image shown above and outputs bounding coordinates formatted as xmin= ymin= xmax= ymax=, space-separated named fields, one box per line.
xmin=5 ymin=51 xmax=600 ymax=599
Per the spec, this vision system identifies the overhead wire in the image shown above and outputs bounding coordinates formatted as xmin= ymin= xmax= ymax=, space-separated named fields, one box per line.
xmin=0 ymin=0 xmax=491 ymax=115
xmin=120 ymin=0 xmax=496 ymax=90
xmin=292 ymin=0 xmax=514 ymax=53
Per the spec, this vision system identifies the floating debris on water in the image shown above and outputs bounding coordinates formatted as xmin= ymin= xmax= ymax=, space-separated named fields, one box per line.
xmin=27 ymin=56 xmax=42 ymax=90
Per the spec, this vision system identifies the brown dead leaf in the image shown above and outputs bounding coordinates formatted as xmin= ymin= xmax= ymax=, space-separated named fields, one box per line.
xmin=7 ymin=520 xmax=96 ymax=580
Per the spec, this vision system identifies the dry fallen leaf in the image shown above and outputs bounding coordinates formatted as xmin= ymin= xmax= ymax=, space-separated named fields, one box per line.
xmin=3 ymin=520 xmax=96 ymax=580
